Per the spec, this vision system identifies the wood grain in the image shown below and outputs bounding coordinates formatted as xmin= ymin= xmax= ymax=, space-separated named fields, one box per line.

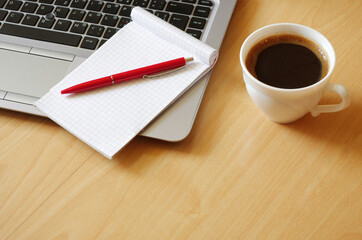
xmin=1 ymin=0 xmax=361 ymax=239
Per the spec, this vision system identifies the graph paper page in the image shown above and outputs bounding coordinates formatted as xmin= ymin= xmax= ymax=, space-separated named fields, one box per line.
xmin=35 ymin=8 xmax=217 ymax=159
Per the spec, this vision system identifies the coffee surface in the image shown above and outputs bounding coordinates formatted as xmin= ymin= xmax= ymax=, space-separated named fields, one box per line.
xmin=245 ymin=34 xmax=328 ymax=89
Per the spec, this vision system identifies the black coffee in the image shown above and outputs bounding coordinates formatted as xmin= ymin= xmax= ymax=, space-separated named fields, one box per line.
xmin=245 ymin=34 xmax=328 ymax=89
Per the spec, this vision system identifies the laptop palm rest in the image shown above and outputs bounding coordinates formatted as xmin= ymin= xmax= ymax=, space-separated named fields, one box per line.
xmin=0 ymin=49 xmax=71 ymax=98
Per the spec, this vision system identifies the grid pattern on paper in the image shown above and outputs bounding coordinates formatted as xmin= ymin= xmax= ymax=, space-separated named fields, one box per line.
xmin=35 ymin=21 xmax=209 ymax=159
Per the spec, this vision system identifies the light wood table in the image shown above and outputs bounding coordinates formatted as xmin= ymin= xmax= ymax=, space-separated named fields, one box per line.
xmin=1 ymin=0 xmax=361 ymax=239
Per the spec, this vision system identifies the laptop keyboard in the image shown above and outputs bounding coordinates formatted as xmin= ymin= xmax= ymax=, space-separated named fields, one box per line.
xmin=0 ymin=0 xmax=213 ymax=50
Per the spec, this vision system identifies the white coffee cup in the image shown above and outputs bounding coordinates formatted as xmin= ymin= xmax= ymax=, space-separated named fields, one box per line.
xmin=240 ymin=23 xmax=350 ymax=123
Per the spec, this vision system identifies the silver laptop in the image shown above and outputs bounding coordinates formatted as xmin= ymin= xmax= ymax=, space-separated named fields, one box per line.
xmin=0 ymin=0 xmax=237 ymax=141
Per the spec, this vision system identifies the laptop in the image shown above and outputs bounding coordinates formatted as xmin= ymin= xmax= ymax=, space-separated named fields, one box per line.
xmin=0 ymin=0 xmax=237 ymax=141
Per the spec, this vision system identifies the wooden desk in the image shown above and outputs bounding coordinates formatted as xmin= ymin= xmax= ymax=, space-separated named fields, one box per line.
xmin=1 ymin=1 xmax=361 ymax=239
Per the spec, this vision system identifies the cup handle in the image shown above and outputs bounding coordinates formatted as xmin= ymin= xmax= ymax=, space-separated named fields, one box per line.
xmin=311 ymin=83 xmax=351 ymax=117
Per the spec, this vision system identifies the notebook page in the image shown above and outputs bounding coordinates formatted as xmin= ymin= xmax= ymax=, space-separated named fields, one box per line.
xmin=35 ymin=9 xmax=217 ymax=159
xmin=131 ymin=7 xmax=218 ymax=65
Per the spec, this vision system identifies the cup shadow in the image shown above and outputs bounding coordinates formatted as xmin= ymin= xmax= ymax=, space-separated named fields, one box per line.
xmin=279 ymin=98 xmax=362 ymax=157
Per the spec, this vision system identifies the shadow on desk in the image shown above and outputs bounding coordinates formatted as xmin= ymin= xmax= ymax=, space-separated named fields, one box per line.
xmin=112 ymin=132 xmax=199 ymax=169
xmin=282 ymin=98 xmax=361 ymax=157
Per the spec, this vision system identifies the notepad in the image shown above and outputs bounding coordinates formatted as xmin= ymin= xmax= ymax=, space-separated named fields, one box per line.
xmin=35 ymin=7 xmax=218 ymax=159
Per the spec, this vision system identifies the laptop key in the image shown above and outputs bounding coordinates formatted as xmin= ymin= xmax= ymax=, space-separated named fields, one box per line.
xmin=20 ymin=2 xmax=38 ymax=13
xmin=54 ymin=0 xmax=71 ymax=7
xmin=0 ymin=23 xmax=82 ymax=47
xmin=188 ymin=17 xmax=206 ymax=29
xmin=86 ymin=24 xmax=105 ymax=37
xmin=0 ymin=10 xmax=8 ymax=21
xmin=101 ymin=14 xmax=119 ymax=27
xmin=80 ymin=36 xmax=98 ymax=50
xmin=87 ymin=1 xmax=104 ymax=11
xmin=119 ymin=6 xmax=132 ymax=17
xmin=198 ymin=0 xmax=213 ymax=6
xmin=39 ymin=0 xmax=54 ymax=3
xmin=22 ymin=14 xmax=40 ymax=26
xmin=54 ymin=19 xmax=71 ymax=31
xmin=70 ymin=0 xmax=87 ymax=9
xmin=5 ymin=1 xmax=23 ymax=11
xmin=133 ymin=0 xmax=149 ymax=7
xmin=117 ymin=0 xmax=132 ymax=4
xmin=68 ymin=9 xmax=86 ymax=21
xmin=104 ymin=27 xmax=118 ymax=39
xmin=36 ymin=4 xmax=54 ymax=15
xmin=6 ymin=12 xmax=24 ymax=23
xmin=182 ymin=0 xmax=196 ymax=3
xmin=70 ymin=21 xmax=88 ymax=34
xmin=166 ymin=2 xmax=194 ymax=15
xmin=103 ymin=3 xmax=120 ymax=14
xmin=194 ymin=6 xmax=210 ymax=18
xmin=117 ymin=17 xmax=131 ymax=28
xmin=55 ymin=7 xmax=70 ymax=18
xmin=38 ymin=17 xmax=55 ymax=28
xmin=84 ymin=12 xmax=102 ymax=24
xmin=186 ymin=28 xmax=201 ymax=39
xmin=169 ymin=14 xmax=189 ymax=31
xmin=155 ymin=11 xmax=170 ymax=21
xmin=149 ymin=0 xmax=166 ymax=10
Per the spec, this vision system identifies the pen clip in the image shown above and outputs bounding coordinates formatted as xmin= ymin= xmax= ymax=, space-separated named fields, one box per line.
xmin=143 ymin=66 xmax=185 ymax=79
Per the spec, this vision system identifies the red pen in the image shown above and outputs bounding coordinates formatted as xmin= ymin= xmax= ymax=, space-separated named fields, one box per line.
xmin=61 ymin=57 xmax=194 ymax=94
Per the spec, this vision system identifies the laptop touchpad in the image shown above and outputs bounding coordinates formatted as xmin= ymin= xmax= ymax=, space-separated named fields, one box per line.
xmin=0 ymin=49 xmax=71 ymax=97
